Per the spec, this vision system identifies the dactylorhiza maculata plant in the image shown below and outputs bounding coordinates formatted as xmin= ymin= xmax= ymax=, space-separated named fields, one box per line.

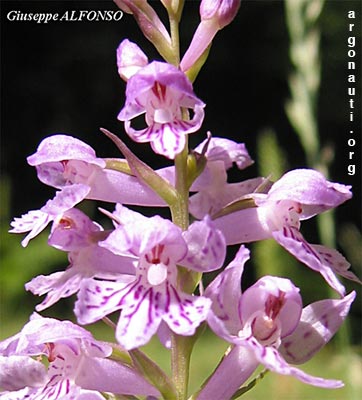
xmin=2 ymin=1 xmax=360 ymax=399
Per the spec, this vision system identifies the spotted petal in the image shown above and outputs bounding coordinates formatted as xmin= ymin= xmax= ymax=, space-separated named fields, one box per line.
xmin=74 ymin=277 xmax=137 ymax=326
xmin=100 ymin=210 xmax=187 ymax=262
xmin=124 ymin=110 xmax=204 ymax=159
xmin=0 ymin=356 xmax=46 ymax=391
xmin=194 ymin=136 xmax=253 ymax=170
xmin=9 ymin=210 xmax=51 ymax=247
xmin=25 ymin=270 xmax=83 ymax=312
xmin=243 ymin=337 xmax=344 ymax=388
xmin=162 ymin=286 xmax=211 ymax=336
xmin=265 ymin=169 xmax=352 ymax=219
xmin=181 ymin=216 xmax=226 ymax=272
xmin=9 ymin=184 xmax=90 ymax=247
xmin=273 ymin=227 xmax=348 ymax=296
xmin=205 ymin=245 xmax=250 ymax=336
xmin=280 ymin=291 xmax=356 ymax=364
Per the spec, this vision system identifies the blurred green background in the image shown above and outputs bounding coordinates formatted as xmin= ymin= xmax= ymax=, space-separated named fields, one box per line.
xmin=1 ymin=0 xmax=361 ymax=398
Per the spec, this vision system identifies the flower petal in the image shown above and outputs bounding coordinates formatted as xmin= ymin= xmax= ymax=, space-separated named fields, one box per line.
xmin=42 ymin=184 xmax=90 ymax=216
xmin=244 ymin=337 xmax=344 ymax=388
xmin=9 ymin=184 xmax=90 ymax=247
xmin=74 ymin=277 xmax=137 ymax=326
xmin=280 ymin=291 xmax=356 ymax=364
xmin=0 ymin=356 xmax=46 ymax=391
xmin=163 ymin=286 xmax=211 ymax=336
xmin=273 ymin=227 xmax=347 ymax=296
xmin=205 ymin=245 xmax=250 ymax=335
xmin=150 ymin=122 xmax=187 ymax=159
xmin=27 ymin=134 xmax=106 ymax=168
xmin=240 ymin=276 xmax=302 ymax=339
xmin=212 ymin=207 xmax=271 ymax=244
xmin=181 ymin=216 xmax=226 ymax=272
xmin=115 ymin=285 xmax=163 ymax=350
xmin=48 ymin=208 xmax=101 ymax=251
xmin=101 ymin=211 xmax=187 ymax=262
xmin=312 ymin=245 xmax=361 ymax=284
xmin=118 ymin=61 xmax=205 ymax=159
xmin=25 ymin=270 xmax=82 ymax=312
xmin=194 ymin=136 xmax=253 ymax=170
xmin=9 ymin=210 xmax=51 ymax=247
xmin=116 ymin=39 xmax=148 ymax=81
xmin=265 ymin=169 xmax=352 ymax=219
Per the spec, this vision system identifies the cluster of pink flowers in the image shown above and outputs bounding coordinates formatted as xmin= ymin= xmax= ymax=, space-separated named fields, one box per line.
xmin=1 ymin=1 xmax=359 ymax=399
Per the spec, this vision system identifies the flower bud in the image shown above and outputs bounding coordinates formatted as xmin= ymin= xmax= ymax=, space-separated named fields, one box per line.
xmin=160 ymin=0 xmax=184 ymax=21
xmin=180 ymin=0 xmax=241 ymax=72
xmin=200 ymin=0 xmax=241 ymax=29
xmin=114 ymin=0 xmax=175 ymax=63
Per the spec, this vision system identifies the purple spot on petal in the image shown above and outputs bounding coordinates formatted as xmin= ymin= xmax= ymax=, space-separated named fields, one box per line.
xmin=303 ymin=331 xmax=312 ymax=339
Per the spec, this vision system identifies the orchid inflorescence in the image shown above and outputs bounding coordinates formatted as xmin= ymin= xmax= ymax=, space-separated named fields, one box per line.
xmin=1 ymin=1 xmax=360 ymax=399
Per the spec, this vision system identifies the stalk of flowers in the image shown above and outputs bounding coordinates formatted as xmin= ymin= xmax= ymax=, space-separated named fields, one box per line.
xmin=3 ymin=1 xmax=360 ymax=400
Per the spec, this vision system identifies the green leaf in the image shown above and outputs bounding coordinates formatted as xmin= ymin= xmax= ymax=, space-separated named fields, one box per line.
xmin=130 ymin=348 xmax=178 ymax=400
xmin=101 ymin=128 xmax=178 ymax=206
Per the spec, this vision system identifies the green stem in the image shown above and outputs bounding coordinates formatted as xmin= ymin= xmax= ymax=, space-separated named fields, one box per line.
xmin=171 ymin=334 xmax=194 ymax=400
xmin=168 ymin=9 xmax=194 ymax=398
xmin=169 ymin=15 xmax=181 ymax=65
xmin=171 ymin=139 xmax=190 ymax=230
xmin=170 ymin=137 xmax=192 ymax=400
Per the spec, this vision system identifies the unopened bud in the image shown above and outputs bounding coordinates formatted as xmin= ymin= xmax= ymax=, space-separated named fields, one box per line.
xmin=186 ymin=151 xmax=208 ymax=189
xmin=114 ymin=0 xmax=175 ymax=63
xmin=180 ymin=0 xmax=241 ymax=72
xmin=200 ymin=0 xmax=241 ymax=29
xmin=160 ymin=0 xmax=184 ymax=21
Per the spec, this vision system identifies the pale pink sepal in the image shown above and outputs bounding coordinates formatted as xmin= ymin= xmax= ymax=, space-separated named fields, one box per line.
xmin=117 ymin=39 xmax=148 ymax=81
xmin=280 ymin=291 xmax=356 ymax=365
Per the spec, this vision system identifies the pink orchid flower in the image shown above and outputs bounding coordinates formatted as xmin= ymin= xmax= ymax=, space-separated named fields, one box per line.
xmin=118 ymin=61 xmax=205 ymax=159
xmin=198 ymin=246 xmax=356 ymax=400
xmin=0 ymin=314 xmax=159 ymax=399
xmin=75 ymin=205 xmax=226 ymax=349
